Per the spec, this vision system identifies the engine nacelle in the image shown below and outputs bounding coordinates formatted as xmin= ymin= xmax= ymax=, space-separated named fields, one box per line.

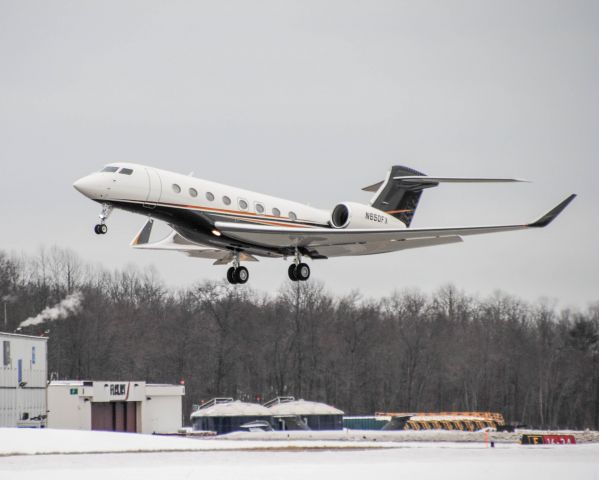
xmin=329 ymin=202 xmax=405 ymax=229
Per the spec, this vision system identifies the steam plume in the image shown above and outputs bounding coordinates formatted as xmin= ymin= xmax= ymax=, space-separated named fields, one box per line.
xmin=19 ymin=291 xmax=84 ymax=328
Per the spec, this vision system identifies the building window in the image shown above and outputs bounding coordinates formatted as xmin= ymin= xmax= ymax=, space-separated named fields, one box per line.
xmin=172 ymin=184 xmax=181 ymax=193
xmin=206 ymin=192 xmax=215 ymax=201
xmin=2 ymin=341 xmax=9 ymax=366
xmin=189 ymin=188 xmax=198 ymax=197
xmin=255 ymin=203 xmax=265 ymax=214
xmin=272 ymin=207 xmax=281 ymax=217
xmin=32 ymin=346 xmax=36 ymax=364
xmin=223 ymin=196 xmax=231 ymax=205
xmin=289 ymin=211 xmax=297 ymax=221
xmin=239 ymin=199 xmax=248 ymax=210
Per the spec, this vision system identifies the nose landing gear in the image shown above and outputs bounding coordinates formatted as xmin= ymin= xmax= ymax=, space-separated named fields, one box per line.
xmin=94 ymin=224 xmax=108 ymax=235
xmin=94 ymin=204 xmax=112 ymax=235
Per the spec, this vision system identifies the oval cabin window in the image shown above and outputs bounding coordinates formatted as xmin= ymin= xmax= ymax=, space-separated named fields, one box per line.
xmin=172 ymin=184 xmax=181 ymax=193
xmin=223 ymin=196 xmax=231 ymax=205
xmin=206 ymin=192 xmax=215 ymax=201
xmin=189 ymin=188 xmax=198 ymax=197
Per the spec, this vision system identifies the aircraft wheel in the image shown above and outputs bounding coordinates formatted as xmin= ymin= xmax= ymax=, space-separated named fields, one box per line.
xmin=99 ymin=224 xmax=108 ymax=234
xmin=235 ymin=266 xmax=249 ymax=284
xmin=288 ymin=264 xmax=298 ymax=281
xmin=296 ymin=263 xmax=310 ymax=281
xmin=226 ymin=267 xmax=237 ymax=284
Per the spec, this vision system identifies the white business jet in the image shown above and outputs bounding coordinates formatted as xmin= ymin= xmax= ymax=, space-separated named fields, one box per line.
xmin=73 ymin=164 xmax=575 ymax=284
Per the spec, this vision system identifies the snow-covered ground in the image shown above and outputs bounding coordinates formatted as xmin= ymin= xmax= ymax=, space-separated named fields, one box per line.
xmin=0 ymin=428 xmax=397 ymax=455
xmin=0 ymin=428 xmax=597 ymax=480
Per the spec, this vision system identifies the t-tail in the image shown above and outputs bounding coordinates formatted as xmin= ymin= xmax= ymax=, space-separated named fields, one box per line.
xmin=362 ymin=165 xmax=527 ymax=227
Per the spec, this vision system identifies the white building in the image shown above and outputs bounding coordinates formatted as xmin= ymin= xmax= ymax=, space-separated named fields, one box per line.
xmin=47 ymin=380 xmax=185 ymax=434
xmin=0 ymin=332 xmax=48 ymax=427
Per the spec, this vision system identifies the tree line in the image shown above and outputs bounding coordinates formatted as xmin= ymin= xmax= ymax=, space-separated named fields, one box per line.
xmin=1 ymin=247 xmax=597 ymax=429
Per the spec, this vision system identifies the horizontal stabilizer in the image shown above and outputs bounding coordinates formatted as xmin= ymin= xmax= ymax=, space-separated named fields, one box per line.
xmin=362 ymin=176 xmax=526 ymax=192
xmin=393 ymin=176 xmax=528 ymax=184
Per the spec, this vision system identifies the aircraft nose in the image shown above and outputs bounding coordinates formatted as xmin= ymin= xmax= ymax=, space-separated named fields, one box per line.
xmin=73 ymin=174 xmax=100 ymax=199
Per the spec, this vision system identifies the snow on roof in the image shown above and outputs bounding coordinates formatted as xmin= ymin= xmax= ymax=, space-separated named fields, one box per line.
xmin=267 ymin=399 xmax=344 ymax=416
xmin=0 ymin=331 xmax=48 ymax=341
xmin=191 ymin=400 xmax=272 ymax=418
xmin=49 ymin=380 xmax=87 ymax=386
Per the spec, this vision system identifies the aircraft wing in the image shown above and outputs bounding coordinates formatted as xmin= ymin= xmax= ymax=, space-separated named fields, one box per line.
xmin=130 ymin=219 xmax=258 ymax=264
xmin=214 ymin=195 xmax=575 ymax=258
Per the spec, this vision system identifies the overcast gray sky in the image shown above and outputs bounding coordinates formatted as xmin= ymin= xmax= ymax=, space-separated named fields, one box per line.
xmin=1 ymin=0 xmax=597 ymax=307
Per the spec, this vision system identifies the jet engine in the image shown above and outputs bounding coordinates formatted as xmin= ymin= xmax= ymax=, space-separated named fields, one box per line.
xmin=329 ymin=202 xmax=404 ymax=229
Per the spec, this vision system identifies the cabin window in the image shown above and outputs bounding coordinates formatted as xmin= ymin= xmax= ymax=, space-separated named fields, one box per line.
xmin=172 ymin=184 xmax=181 ymax=193
xmin=255 ymin=203 xmax=265 ymax=214
xmin=272 ymin=207 xmax=281 ymax=217
xmin=223 ymin=196 xmax=231 ymax=205
xmin=239 ymin=199 xmax=248 ymax=210
xmin=101 ymin=166 xmax=118 ymax=173
xmin=119 ymin=168 xmax=133 ymax=175
xmin=189 ymin=188 xmax=198 ymax=197
xmin=206 ymin=192 xmax=215 ymax=201
xmin=289 ymin=211 xmax=297 ymax=221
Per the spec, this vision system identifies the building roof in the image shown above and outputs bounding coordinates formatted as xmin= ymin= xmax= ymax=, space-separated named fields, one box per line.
xmin=190 ymin=400 xmax=271 ymax=418
xmin=0 ymin=331 xmax=49 ymax=341
xmin=267 ymin=399 xmax=344 ymax=416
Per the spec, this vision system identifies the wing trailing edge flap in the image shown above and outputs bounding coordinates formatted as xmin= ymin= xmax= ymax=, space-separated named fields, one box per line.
xmin=314 ymin=235 xmax=463 ymax=258
xmin=130 ymin=218 xmax=258 ymax=264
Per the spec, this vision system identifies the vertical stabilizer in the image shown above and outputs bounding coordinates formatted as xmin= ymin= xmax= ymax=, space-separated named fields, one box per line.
xmin=369 ymin=166 xmax=435 ymax=227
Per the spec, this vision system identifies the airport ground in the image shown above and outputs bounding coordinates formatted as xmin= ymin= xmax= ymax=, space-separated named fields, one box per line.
xmin=1 ymin=428 xmax=598 ymax=480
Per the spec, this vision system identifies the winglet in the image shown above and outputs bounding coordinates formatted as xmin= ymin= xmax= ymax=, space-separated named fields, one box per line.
xmin=130 ymin=218 xmax=154 ymax=246
xmin=529 ymin=194 xmax=577 ymax=228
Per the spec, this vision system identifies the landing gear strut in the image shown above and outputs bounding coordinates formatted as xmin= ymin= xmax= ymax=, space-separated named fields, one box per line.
xmin=288 ymin=249 xmax=310 ymax=281
xmin=94 ymin=204 xmax=112 ymax=235
xmin=226 ymin=252 xmax=249 ymax=285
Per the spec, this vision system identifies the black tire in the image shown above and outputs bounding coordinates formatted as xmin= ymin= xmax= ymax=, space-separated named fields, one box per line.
xmin=99 ymin=224 xmax=108 ymax=234
xmin=94 ymin=224 xmax=100 ymax=235
xmin=226 ymin=267 xmax=237 ymax=284
xmin=288 ymin=264 xmax=298 ymax=281
xmin=235 ymin=266 xmax=249 ymax=284
xmin=297 ymin=263 xmax=310 ymax=281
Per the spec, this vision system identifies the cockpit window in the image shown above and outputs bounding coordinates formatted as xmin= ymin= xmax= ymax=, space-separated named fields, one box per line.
xmin=119 ymin=168 xmax=133 ymax=175
xmin=101 ymin=166 xmax=119 ymax=173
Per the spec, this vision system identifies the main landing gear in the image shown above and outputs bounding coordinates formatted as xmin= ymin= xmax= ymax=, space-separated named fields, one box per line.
xmin=227 ymin=266 xmax=249 ymax=285
xmin=288 ymin=249 xmax=310 ymax=282
xmin=94 ymin=204 xmax=112 ymax=235
xmin=226 ymin=252 xmax=249 ymax=285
